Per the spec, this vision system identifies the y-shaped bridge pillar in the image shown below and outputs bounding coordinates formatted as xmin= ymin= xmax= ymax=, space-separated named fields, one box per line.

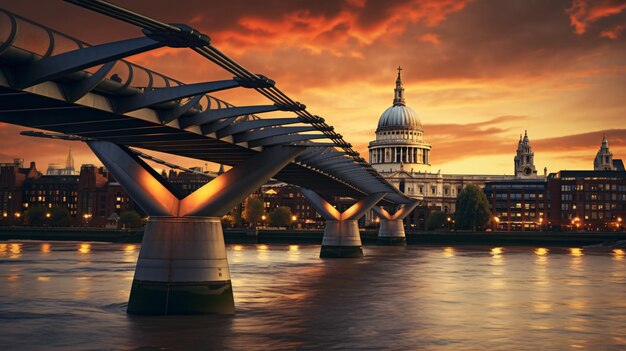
xmin=301 ymin=189 xmax=385 ymax=258
xmin=373 ymin=201 xmax=420 ymax=245
xmin=88 ymin=141 xmax=303 ymax=315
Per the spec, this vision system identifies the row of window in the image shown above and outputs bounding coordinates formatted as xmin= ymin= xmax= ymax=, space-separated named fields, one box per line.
xmin=491 ymin=193 xmax=544 ymax=200
xmin=561 ymin=203 xmax=620 ymax=210
xmin=497 ymin=211 xmax=544 ymax=218
xmin=561 ymin=184 xmax=626 ymax=191
xmin=561 ymin=193 xmax=626 ymax=201
xmin=24 ymin=190 xmax=78 ymax=196
xmin=487 ymin=184 xmax=546 ymax=190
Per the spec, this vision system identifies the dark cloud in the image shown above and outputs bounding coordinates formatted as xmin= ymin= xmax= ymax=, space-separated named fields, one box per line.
xmin=0 ymin=0 xmax=624 ymax=174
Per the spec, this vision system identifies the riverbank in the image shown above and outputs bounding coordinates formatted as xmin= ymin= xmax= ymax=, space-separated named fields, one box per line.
xmin=1 ymin=226 xmax=626 ymax=247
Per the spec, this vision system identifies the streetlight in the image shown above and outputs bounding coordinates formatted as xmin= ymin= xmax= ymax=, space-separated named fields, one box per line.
xmin=261 ymin=215 xmax=266 ymax=229
xmin=493 ymin=216 xmax=500 ymax=231
xmin=83 ymin=213 xmax=92 ymax=226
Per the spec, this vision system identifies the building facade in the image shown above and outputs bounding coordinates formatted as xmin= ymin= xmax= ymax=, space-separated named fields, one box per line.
xmin=547 ymin=170 xmax=626 ymax=231
xmin=259 ymin=182 xmax=321 ymax=228
xmin=367 ymin=68 xmax=533 ymax=228
xmin=484 ymin=179 xmax=548 ymax=231
xmin=0 ymin=158 xmax=135 ymax=226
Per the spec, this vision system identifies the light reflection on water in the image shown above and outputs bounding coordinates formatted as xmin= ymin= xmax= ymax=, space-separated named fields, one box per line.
xmin=0 ymin=242 xmax=624 ymax=350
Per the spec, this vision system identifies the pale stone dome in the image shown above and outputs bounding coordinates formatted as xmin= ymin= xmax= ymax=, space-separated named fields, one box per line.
xmin=368 ymin=67 xmax=432 ymax=175
xmin=377 ymin=104 xmax=422 ymax=131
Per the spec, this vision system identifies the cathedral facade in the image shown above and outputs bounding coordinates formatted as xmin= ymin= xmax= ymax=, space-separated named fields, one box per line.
xmin=368 ymin=68 xmax=542 ymax=227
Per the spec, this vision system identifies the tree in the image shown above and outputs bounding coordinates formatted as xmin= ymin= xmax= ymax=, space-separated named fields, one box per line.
xmin=454 ymin=184 xmax=491 ymax=231
xmin=243 ymin=197 xmax=263 ymax=228
xmin=221 ymin=214 xmax=235 ymax=228
xmin=425 ymin=211 xmax=446 ymax=231
xmin=119 ymin=210 xmax=142 ymax=228
xmin=25 ymin=206 xmax=46 ymax=226
xmin=50 ymin=207 xmax=71 ymax=227
xmin=269 ymin=206 xmax=292 ymax=229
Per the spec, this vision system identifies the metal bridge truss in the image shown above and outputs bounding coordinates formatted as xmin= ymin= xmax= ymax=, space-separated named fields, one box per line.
xmin=0 ymin=1 xmax=409 ymax=205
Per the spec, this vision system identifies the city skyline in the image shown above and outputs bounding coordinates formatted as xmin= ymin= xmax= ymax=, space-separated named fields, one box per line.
xmin=0 ymin=0 xmax=625 ymax=174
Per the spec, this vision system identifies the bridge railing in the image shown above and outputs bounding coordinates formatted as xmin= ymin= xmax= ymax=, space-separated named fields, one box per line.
xmin=0 ymin=9 xmax=257 ymax=123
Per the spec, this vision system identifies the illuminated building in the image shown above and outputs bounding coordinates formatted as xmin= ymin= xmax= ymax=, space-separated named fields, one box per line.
xmin=547 ymin=170 xmax=626 ymax=231
xmin=0 ymin=159 xmax=135 ymax=226
xmin=484 ymin=179 xmax=548 ymax=231
xmin=259 ymin=182 xmax=321 ymax=227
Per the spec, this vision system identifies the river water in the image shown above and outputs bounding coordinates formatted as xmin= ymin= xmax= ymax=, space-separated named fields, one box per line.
xmin=0 ymin=241 xmax=625 ymax=350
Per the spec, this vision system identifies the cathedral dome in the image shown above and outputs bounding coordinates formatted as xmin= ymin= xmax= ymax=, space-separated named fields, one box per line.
xmin=375 ymin=66 xmax=422 ymax=132
xmin=377 ymin=104 xmax=422 ymax=131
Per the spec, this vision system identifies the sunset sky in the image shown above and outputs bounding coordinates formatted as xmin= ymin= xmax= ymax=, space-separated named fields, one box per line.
xmin=1 ymin=0 xmax=625 ymax=175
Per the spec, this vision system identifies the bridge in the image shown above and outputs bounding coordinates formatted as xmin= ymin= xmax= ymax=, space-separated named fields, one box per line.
xmin=0 ymin=0 xmax=419 ymax=315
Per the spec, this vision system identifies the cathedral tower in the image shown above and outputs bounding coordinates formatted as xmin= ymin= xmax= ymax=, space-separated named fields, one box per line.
xmin=594 ymin=133 xmax=614 ymax=171
xmin=514 ymin=130 xmax=537 ymax=178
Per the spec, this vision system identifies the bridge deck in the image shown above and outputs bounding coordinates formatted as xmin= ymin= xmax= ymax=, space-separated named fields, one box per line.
xmin=0 ymin=9 xmax=410 ymax=205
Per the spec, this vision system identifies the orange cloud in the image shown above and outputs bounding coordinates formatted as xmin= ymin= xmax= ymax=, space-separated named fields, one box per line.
xmin=419 ymin=33 xmax=440 ymax=45
xmin=566 ymin=0 xmax=626 ymax=36
xmin=600 ymin=23 xmax=626 ymax=38
xmin=208 ymin=0 xmax=470 ymax=56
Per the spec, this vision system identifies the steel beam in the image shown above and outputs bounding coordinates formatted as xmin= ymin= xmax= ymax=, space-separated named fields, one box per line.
xmin=179 ymin=105 xmax=279 ymax=129
xmin=233 ymin=126 xmax=317 ymax=143
xmin=114 ymin=80 xmax=242 ymax=113
xmin=62 ymin=61 xmax=116 ymax=102
xmin=216 ymin=118 xmax=304 ymax=138
xmin=248 ymin=133 xmax=327 ymax=147
xmin=10 ymin=36 xmax=163 ymax=88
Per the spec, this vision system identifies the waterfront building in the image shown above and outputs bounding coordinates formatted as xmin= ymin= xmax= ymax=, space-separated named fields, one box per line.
xmin=0 ymin=158 xmax=135 ymax=226
xmin=259 ymin=182 xmax=321 ymax=228
xmin=547 ymin=170 xmax=626 ymax=231
xmin=166 ymin=167 xmax=214 ymax=196
xmin=0 ymin=159 xmax=40 ymax=224
xmin=484 ymin=179 xmax=548 ymax=231
xmin=367 ymin=67 xmax=526 ymax=228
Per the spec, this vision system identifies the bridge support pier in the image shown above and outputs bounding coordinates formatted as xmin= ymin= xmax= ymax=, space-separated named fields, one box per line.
xmin=87 ymin=141 xmax=303 ymax=315
xmin=301 ymin=189 xmax=385 ymax=258
xmin=373 ymin=202 xmax=420 ymax=245
xmin=128 ymin=216 xmax=234 ymax=314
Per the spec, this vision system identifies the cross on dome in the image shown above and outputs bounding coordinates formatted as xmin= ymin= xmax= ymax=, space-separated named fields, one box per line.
xmin=393 ymin=65 xmax=405 ymax=106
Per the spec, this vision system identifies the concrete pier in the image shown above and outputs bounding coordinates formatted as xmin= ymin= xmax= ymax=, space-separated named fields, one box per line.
xmin=128 ymin=217 xmax=234 ymax=315
xmin=373 ymin=201 xmax=420 ymax=245
xmin=301 ymin=188 xmax=385 ymax=258
xmin=88 ymin=140 xmax=303 ymax=314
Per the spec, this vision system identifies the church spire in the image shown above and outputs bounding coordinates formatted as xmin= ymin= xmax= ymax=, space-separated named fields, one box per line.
xmin=393 ymin=66 xmax=406 ymax=106
xmin=602 ymin=133 xmax=608 ymax=148
xmin=65 ymin=146 xmax=74 ymax=170
xmin=523 ymin=130 xmax=529 ymax=143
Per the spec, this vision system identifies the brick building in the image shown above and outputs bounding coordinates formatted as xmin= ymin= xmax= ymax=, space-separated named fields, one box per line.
xmin=547 ymin=170 xmax=626 ymax=231
xmin=0 ymin=156 xmax=135 ymax=226
xmin=484 ymin=179 xmax=548 ymax=231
